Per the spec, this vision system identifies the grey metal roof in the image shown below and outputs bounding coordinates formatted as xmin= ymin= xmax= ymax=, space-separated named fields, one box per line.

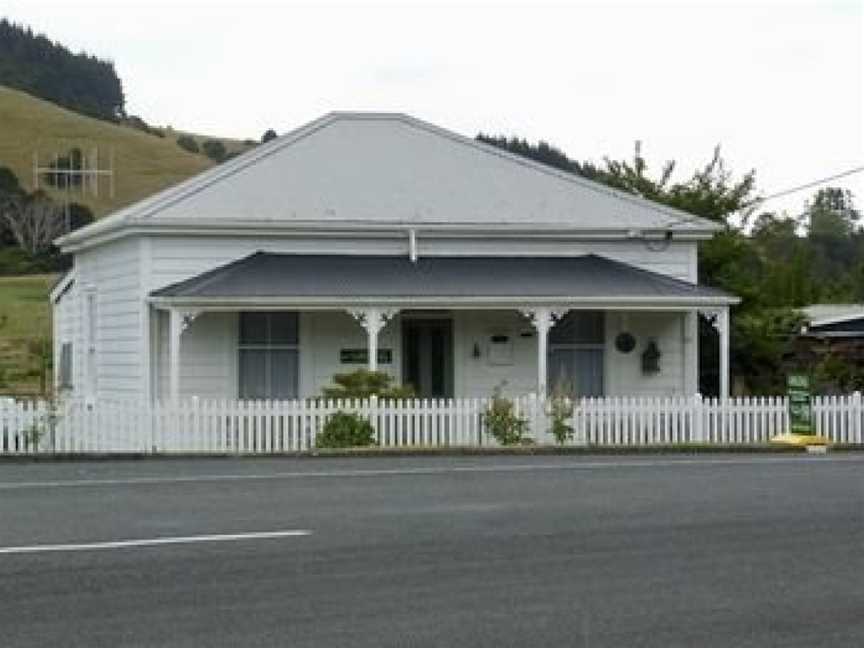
xmin=59 ymin=113 xmax=720 ymax=250
xmin=151 ymin=253 xmax=735 ymax=303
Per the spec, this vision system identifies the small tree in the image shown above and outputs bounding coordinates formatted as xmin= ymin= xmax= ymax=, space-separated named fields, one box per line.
xmin=261 ymin=129 xmax=278 ymax=143
xmin=201 ymin=139 xmax=227 ymax=162
xmin=322 ymin=369 xmax=414 ymax=400
xmin=176 ymin=135 xmax=200 ymax=154
xmin=0 ymin=191 xmax=66 ymax=256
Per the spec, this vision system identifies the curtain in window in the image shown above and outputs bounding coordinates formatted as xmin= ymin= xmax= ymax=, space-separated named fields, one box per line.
xmin=548 ymin=311 xmax=604 ymax=397
xmin=238 ymin=312 xmax=299 ymax=400
xmin=548 ymin=348 xmax=604 ymax=397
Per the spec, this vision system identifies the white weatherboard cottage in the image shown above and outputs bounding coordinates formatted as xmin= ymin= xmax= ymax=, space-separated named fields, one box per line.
xmin=51 ymin=112 xmax=738 ymax=405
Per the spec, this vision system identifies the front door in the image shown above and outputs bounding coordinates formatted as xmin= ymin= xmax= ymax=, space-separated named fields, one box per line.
xmin=402 ymin=318 xmax=453 ymax=398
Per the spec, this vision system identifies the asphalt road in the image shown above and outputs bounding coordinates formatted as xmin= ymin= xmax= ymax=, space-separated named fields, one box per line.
xmin=0 ymin=454 xmax=862 ymax=648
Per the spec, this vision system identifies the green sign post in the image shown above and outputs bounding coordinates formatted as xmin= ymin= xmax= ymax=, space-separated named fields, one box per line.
xmin=787 ymin=374 xmax=812 ymax=435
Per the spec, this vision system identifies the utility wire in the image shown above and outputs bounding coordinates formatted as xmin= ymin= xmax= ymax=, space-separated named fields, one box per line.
xmin=665 ymin=164 xmax=864 ymax=229
xmin=753 ymin=165 xmax=864 ymax=205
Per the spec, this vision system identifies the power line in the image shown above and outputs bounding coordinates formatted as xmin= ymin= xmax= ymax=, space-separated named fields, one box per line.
xmin=666 ymin=164 xmax=864 ymax=229
xmin=753 ymin=165 xmax=864 ymax=205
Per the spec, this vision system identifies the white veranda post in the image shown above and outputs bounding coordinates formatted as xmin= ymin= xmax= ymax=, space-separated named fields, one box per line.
xmin=521 ymin=307 xmax=566 ymax=397
xmin=167 ymin=309 xmax=199 ymax=401
xmin=718 ymin=307 xmax=730 ymax=400
xmin=349 ymin=308 xmax=398 ymax=372
xmin=702 ymin=307 xmax=731 ymax=399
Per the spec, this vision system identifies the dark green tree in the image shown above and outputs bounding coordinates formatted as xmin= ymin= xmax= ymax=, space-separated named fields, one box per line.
xmin=201 ymin=139 xmax=227 ymax=163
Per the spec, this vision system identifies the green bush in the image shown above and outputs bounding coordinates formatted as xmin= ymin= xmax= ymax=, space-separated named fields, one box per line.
xmin=482 ymin=385 xmax=528 ymax=446
xmin=0 ymin=246 xmax=60 ymax=274
xmin=201 ymin=139 xmax=227 ymax=162
xmin=547 ymin=396 xmax=574 ymax=445
xmin=317 ymin=411 xmax=376 ymax=448
xmin=176 ymin=135 xmax=199 ymax=154
xmin=322 ymin=369 xmax=414 ymax=400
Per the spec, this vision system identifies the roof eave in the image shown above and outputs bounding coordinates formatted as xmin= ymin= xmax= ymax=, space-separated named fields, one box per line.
xmin=57 ymin=219 xmax=720 ymax=252
xmin=149 ymin=294 xmax=740 ymax=309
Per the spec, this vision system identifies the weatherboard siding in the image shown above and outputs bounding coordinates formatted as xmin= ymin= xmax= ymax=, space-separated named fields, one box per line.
xmin=146 ymin=235 xmax=697 ymax=291
xmin=74 ymin=238 xmax=142 ymax=399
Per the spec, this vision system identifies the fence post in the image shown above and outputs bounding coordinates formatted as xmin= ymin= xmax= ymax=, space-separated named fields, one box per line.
xmin=853 ymin=391 xmax=862 ymax=444
xmin=689 ymin=394 xmax=701 ymax=444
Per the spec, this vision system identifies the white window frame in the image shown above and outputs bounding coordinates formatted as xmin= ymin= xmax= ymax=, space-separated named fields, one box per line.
xmin=85 ymin=286 xmax=98 ymax=398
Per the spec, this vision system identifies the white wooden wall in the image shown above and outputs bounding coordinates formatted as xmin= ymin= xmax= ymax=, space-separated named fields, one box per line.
xmin=146 ymin=235 xmax=697 ymax=292
xmin=56 ymin=238 xmax=141 ymax=400
xmin=52 ymin=280 xmax=81 ymax=392
xmin=58 ymin=231 xmax=698 ymax=402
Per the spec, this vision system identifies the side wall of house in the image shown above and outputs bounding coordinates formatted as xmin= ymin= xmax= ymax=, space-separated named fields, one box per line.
xmin=72 ymin=238 xmax=143 ymax=399
xmin=52 ymin=279 xmax=82 ymax=393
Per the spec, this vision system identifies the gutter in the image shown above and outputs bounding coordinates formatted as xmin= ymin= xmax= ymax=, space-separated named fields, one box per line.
xmin=57 ymin=220 xmax=718 ymax=253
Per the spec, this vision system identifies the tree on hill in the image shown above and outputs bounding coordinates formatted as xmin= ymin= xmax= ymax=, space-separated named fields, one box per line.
xmin=261 ymin=129 xmax=278 ymax=143
xmin=0 ymin=18 xmax=125 ymax=120
xmin=201 ymin=139 xmax=227 ymax=162
xmin=176 ymin=135 xmax=200 ymax=154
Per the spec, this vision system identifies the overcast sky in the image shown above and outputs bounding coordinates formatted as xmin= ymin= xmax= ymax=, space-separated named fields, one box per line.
xmin=5 ymin=0 xmax=863 ymax=217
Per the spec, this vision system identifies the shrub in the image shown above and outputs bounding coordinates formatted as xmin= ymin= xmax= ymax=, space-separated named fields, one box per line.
xmin=317 ymin=411 xmax=376 ymax=448
xmin=261 ymin=129 xmax=278 ymax=143
xmin=547 ymin=396 xmax=574 ymax=445
xmin=483 ymin=385 xmax=528 ymax=446
xmin=201 ymin=139 xmax=227 ymax=162
xmin=176 ymin=135 xmax=199 ymax=154
xmin=322 ymin=369 xmax=413 ymax=400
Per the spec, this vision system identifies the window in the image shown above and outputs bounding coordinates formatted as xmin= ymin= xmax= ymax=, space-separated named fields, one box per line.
xmin=238 ymin=312 xmax=299 ymax=399
xmin=85 ymin=289 xmax=97 ymax=396
xmin=58 ymin=342 xmax=73 ymax=390
xmin=548 ymin=311 xmax=604 ymax=397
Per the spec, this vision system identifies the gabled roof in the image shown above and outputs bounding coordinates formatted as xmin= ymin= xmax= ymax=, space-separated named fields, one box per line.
xmin=150 ymin=252 xmax=737 ymax=306
xmin=59 ymin=112 xmax=721 ymax=249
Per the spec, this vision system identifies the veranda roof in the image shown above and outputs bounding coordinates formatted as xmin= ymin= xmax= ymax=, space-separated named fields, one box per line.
xmin=150 ymin=253 xmax=737 ymax=308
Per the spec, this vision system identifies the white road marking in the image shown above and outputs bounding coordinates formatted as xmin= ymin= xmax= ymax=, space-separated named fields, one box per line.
xmin=0 ymin=530 xmax=312 ymax=555
xmin=0 ymin=454 xmax=859 ymax=491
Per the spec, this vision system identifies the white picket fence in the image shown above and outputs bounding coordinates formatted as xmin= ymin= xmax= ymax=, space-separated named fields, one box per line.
xmin=1 ymin=394 xmax=863 ymax=455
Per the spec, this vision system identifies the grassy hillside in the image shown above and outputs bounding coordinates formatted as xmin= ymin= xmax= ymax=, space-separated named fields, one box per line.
xmin=0 ymin=86 xmax=258 ymax=394
xmin=0 ymin=274 xmax=54 ymax=396
xmin=0 ymin=85 xmax=222 ymax=217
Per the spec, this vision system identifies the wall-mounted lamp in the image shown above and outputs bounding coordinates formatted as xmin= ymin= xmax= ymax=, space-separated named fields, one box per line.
xmin=641 ymin=340 xmax=661 ymax=374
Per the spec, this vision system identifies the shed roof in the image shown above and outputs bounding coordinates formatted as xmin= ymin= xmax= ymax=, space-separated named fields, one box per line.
xmin=151 ymin=253 xmax=736 ymax=306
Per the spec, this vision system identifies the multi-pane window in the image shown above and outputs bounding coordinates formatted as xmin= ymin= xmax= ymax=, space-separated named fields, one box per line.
xmin=238 ymin=312 xmax=299 ymax=400
xmin=548 ymin=311 xmax=604 ymax=397
xmin=58 ymin=342 xmax=73 ymax=390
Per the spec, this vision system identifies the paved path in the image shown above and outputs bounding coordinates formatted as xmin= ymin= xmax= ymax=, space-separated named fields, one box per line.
xmin=1 ymin=454 xmax=862 ymax=647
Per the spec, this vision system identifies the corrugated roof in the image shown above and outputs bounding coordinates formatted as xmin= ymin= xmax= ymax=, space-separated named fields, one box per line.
xmin=59 ymin=113 xmax=720 ymax=249
xmin=151 ymin=253 xmax=734 ymax=303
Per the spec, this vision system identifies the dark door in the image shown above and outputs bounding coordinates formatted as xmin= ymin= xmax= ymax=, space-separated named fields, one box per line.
xmin=402 ymin=318 xmax=453 ymax=398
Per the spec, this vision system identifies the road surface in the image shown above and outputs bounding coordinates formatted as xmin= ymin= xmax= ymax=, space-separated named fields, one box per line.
xmin=0 ymin=454 xmax=862 ymax=647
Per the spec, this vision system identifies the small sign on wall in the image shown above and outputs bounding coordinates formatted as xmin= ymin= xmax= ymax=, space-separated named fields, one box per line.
xmin=340 ymin=349 xmax=393 ymax=364
xmin=487 ymin=333 xmax=514 ymax=366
